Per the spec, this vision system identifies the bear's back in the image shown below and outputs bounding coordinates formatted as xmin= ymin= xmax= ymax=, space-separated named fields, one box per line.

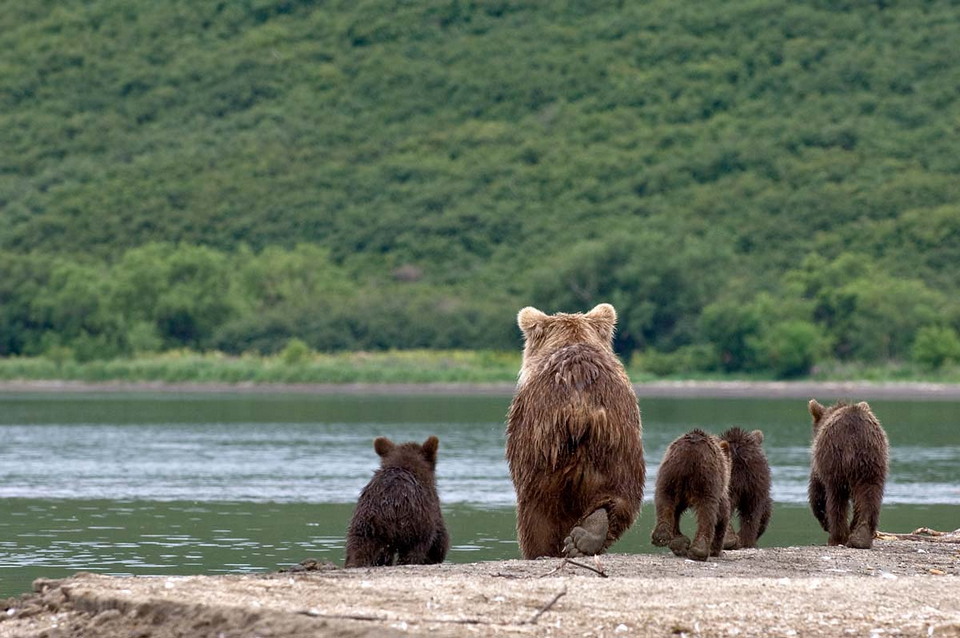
xmin=722 ymin=428 xmax=771 ymax=501
xmin=351 ymin=466 xmax=438 ymax=539
xmin=658 ymin=429 xmax=730 ymax=498
xmin=508 ymin=342 xmax=641 ymax=471
xmin=812 ymin=404 xmax=888 ymax=480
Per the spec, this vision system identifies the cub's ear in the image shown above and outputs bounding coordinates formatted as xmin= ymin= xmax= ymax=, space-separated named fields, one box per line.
xmin=517 ymin=306 xmax=547 ymax=334
xmin=808 ymin=399 xmax=825 ymax=422
xmin=586 ymin=303 xmax=617 ymax=325
xmin=856 ymin=401 xmax=871 ymax=411
xmin=750 ymin=429 xmax=764 ymax=444
xmin=374 ymin=437 xmax=395 ymax=458
xmin=421 ymin=436 xmax=439 ymax=464
xmin=718 ymin=439 xmax=731 ymax=457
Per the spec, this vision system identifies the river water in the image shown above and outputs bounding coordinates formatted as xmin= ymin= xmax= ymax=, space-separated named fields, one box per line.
xmin=1 ymin=391 xmax=957 ymax=597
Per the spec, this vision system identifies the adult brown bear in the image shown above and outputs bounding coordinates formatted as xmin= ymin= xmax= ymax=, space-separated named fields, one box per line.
xmin=344 ymin=436 xmax=449 ymax=567
xmin=506 ymin=303 xmax=645 ymax=559
xmin=808 ymin=399 xmax=889 ymax=549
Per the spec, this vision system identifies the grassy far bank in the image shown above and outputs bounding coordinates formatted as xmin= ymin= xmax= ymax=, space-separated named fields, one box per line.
xmin=2 ymin=347 xmax=960 ymax=386
xmin=0 ymin=348 xmax=522 ymax=385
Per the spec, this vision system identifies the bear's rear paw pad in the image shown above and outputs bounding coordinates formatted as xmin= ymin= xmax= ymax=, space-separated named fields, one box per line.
xmin=723 ymin=527 xmax=740 ymax=550
xmin=668 ymin=536 xmax=691 ymax=557
xmin=563 ymin=509 xmax=609 ymax=558
xmin=688 ymin=538 xmax=709 ymax=561
xmin=651 ymin=522 xmax=676 ymax=547
xmin=847 ymin=527 xmax=874 ymax=549
xmin=563 ymin=527 xmax=605 ymax=557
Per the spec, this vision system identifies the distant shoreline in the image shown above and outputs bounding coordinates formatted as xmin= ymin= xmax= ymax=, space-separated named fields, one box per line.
xmin=2 ymin=379 xmax=960 ymax=400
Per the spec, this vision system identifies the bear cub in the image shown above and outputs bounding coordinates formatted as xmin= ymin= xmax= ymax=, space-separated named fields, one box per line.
xmin=344 ymin=435 xmax=449 ymax=567
xmin=808 ymin=399 xmax=889 ymax=549
xmin=506 ymin=303 xmax=645 ymax=559
xmin=720 ymin=427 xmax=773 ymax=549
xmin=651 ymin=429 xmax=731 ymax=561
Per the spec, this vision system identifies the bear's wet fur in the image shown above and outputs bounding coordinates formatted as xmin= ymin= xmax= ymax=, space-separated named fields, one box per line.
xmin=506 ymin=303 xmax=645 ymax=559
xmin=651 ymin=429 xmax=732 ymax=561
xmin=808 ymin=399 xmax=889 ymax=549
xmin=344 ymin=436 xmax=449 ymax=567
xmin=720 ymin=427 xmax=773 ymax=549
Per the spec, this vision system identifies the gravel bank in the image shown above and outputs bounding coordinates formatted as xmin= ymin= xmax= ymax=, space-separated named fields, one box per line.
xmin=3 ymin=539 xmax=959 ymax=637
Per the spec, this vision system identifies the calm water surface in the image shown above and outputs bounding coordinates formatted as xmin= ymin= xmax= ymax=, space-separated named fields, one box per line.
xmin=1 ymin=392 xmax=957 ymax=597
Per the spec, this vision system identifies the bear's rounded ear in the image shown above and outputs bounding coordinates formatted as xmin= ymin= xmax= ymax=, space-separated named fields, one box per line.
xmin=587 ymin=303 xmax=617 ymax=342
xmin=856 ymin=401 xmax=871 ymax=412
xmin=421 ymin=436 xmax=439 ymax=463
xmin=587 ymin=303 xmax=617 ymax=325
xmin=374 ymin=437 xmax=395 ymax=457
xmin=808 ymin=399 xmax=825 ymax=422
xmin=517 ymin=307 xmax=547 ymax=334
xmin=750 ymin=429 xmax=764 ymax=444
xmin=718 ymin=439 xmax=731 ymax=457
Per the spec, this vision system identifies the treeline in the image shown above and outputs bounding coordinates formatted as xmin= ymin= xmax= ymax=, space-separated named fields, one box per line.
xmin=2 ymin=242 xmax=958 ymax=378
xmin=0 ymin=244 xmax=515 ymax=361
xmin=3 ymin=1 xmax=960 ymax=377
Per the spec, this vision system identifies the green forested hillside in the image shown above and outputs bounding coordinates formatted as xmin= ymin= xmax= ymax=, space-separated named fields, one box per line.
xmin=3 ymin=0 xmax=960 ymax=377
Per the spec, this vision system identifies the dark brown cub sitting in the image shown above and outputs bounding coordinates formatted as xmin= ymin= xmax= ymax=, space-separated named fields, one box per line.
xmin=344 ymin=436 xmax=449 ymax=567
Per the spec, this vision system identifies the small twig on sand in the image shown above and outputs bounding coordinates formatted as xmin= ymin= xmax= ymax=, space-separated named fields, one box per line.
xmin=566 ymin=557 xmax=609 ymax=578
xmin=539 ymin=559 xmax=568 ymax=578
xmin=539 ymin=557 xmax=609 ymax=578
xmin=298 ymin=610 xmax=385 ymax=621
xmin=524 ymin=587 xmax=567 ymax=625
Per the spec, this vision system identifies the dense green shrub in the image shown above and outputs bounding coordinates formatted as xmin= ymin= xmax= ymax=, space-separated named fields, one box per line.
xmin=912 ymin=326 xmax=960 ymax=370
xmin=748 ymin=320 xmax=829 ymax=379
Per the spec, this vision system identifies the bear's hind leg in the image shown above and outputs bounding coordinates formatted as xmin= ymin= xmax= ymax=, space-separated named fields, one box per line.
xmin=808 ymin=474 xmax=828 ymax=533
xmin=397 ymin=538 xmax=434 ymax=565
xmin=426 ymin=526 xmax=449 ymax=564
xmin=824 ymin=484 xmax=851 ymax=546
xmin=517 ymin=500 xmax=566 ymax=558
xmin=723 ymin=518 xmax=740 ymax=550
xmin=848 ymin=482 xmax=884 ymax=549
xmin=710 ymin=496 xmax=731 ymax=557
xmin=651 ymin=496 xmax=684 ymax=548
xmin=345 ymin=535 xmax=391 ymax=568
xmin=756 ymin=498 xmax=772 ymax=539
xmin=689 ymin=500 xmax=720 ymax=561
xmin=736 ymin=501 xmax=766 ymax=549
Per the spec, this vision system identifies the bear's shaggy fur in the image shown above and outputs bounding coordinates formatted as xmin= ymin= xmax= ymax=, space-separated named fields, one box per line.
xmin=808 ymin=399 xmax=889 ymax=549
xmin=651 ymin=429 xmax=732 ymax=561
xmin=506 ymin=303 xmax=645 ymax=559
xmin=344 ymin=436 xmax=449 ymax=567
xmin=720 ymin=427 xmax=773 ymax=549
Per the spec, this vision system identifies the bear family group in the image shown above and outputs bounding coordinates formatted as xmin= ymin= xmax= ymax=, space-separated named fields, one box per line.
xmin=344 ymin=304 xmax=891 ymax=568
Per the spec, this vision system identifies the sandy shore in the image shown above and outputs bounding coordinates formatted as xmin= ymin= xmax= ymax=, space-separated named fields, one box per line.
xmin=3 ymin=379 xmax=960 ymax=400
xmin=3 ymin=539 xmax=959 ymax=637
